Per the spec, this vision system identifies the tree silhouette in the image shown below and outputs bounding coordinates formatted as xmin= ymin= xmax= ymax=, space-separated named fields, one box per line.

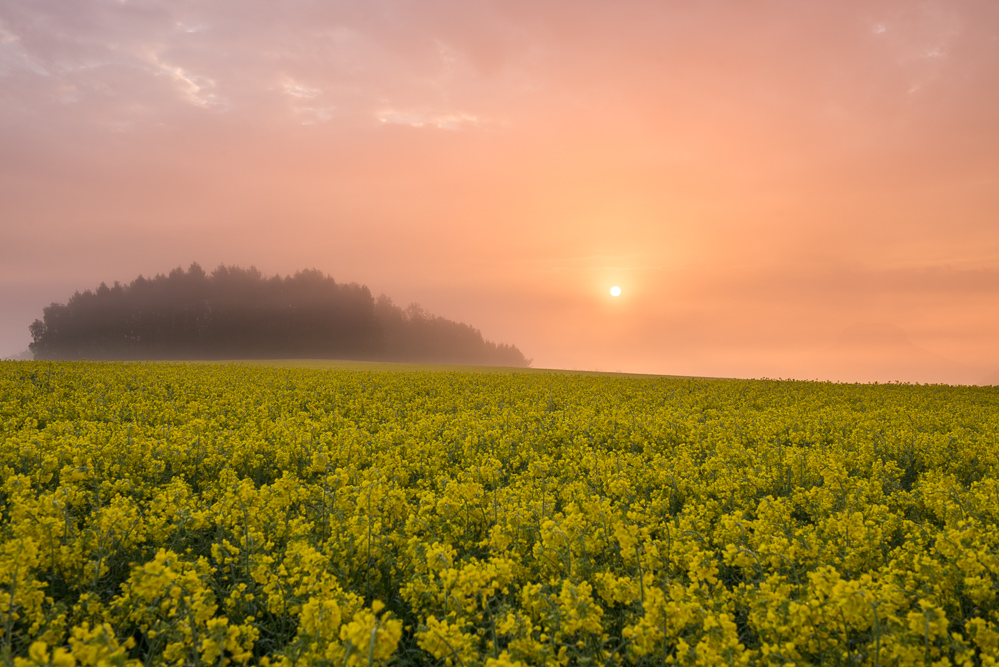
xmin=29 ymin=263 xmax=531 ymax=367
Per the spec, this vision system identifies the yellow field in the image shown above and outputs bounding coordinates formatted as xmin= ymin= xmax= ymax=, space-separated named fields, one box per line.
xmin=2 ymin=361 xmax=998 ymax=666
xmin=176 ymin=358 xmax=701 ymax=379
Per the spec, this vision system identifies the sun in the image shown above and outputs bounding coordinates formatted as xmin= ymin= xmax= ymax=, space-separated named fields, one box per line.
xmin=609 ymin=286 xmax=621 ymax=297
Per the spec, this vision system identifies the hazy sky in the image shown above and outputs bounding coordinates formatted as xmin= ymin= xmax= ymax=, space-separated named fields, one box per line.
xmin=2 ymin=0 xmax=998 ymax=383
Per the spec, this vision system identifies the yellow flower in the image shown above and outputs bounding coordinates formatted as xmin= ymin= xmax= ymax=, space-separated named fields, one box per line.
xmin=338 ymin=601 xmax=403 ymax=667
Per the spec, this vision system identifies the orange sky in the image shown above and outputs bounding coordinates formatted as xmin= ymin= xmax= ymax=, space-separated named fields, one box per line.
xmin=2 ymin=0 xmax=998 ymax=383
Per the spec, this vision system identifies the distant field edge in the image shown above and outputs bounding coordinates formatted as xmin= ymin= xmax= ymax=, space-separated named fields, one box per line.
xmin=169 ymin=358 xmax=708 ymax=379
xmin=0 ymin=357 xmax=723 ymax=379
xmin=7 ymin=358 xmax=987 ymax=385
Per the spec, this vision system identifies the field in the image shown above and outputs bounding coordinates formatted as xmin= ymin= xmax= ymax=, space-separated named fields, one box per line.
xmin=2 ymin=361 xmax=998 ymax=666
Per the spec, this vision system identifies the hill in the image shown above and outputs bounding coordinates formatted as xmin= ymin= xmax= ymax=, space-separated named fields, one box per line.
xmin=27 ymin=263 xmax=530 ymax=366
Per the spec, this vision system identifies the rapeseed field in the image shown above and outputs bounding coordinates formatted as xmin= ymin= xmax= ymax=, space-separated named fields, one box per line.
xmin=2 ymin=361 xmax=998 ymax=666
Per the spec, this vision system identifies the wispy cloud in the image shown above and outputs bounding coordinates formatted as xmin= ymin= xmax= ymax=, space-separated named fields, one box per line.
xmin=376 ymin=108 xmax=481 ymax=130
xmin=280 ymin=79 xmax=334 ymax=123
xmin=295 ymin=105 xmax=335 ymax=124
xmin=0 ymin=21 xmax=49 ymax=76
xmin=176 ymin=22 xmax=208 ymax=34
xmin=516 ymin=254 xmax=664 ymax=273
xmin=149 ymin=55 xmax=226 ymax=109
xmin=283 ymin=79 xmax=321 ymax=99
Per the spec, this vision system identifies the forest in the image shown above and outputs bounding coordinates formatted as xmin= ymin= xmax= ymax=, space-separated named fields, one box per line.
xmin=27 ymin=263 xmax=530 ymax=366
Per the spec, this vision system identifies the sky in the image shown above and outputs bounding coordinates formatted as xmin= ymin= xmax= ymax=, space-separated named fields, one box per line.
xmin=2 ymin=0 xmax=998 ymax=384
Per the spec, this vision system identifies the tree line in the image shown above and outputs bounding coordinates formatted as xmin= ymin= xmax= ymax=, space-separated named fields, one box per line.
xmin=28 ymin=263 xmax=531 ymax=366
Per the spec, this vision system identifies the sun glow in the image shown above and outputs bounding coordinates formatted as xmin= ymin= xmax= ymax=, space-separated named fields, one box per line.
xmin=610 ymin=286 xmax=621 ymax=297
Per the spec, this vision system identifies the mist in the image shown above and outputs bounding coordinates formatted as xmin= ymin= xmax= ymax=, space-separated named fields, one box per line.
xmin=2 ymin=0 xmax=998 ymax=382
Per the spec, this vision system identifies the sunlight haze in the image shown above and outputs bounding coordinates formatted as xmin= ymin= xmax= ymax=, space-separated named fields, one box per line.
xmin=1 ymin=0 xmax=997 ymax=383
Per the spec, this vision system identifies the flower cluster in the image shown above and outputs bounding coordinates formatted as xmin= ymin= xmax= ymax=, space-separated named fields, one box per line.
xmin=2 ymin=360 xmax=999 ymax=665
